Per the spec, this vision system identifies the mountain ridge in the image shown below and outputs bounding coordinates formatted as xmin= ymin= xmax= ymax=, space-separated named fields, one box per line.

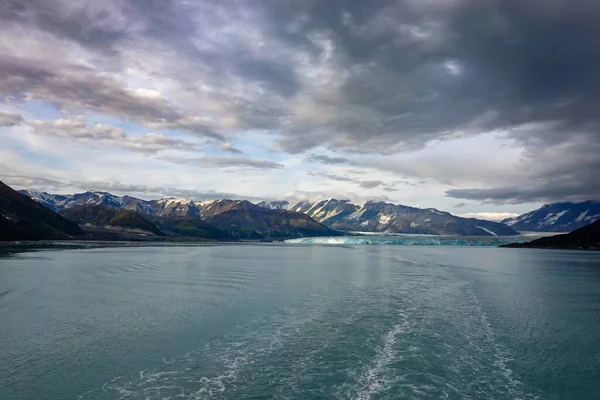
xmin=16 ymin=189 xmax=339 ymax=240
xmin=502 ymin=201 xmax=600 ymax=232
xmin=258 ymin=198 xmax=517 ymax=236
xmin=19 ymin=190 xmax=521 ymax=236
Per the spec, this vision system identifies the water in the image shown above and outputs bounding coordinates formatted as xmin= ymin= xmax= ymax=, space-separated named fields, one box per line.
xmin=1 ymin=244 xmax=599 ymax=399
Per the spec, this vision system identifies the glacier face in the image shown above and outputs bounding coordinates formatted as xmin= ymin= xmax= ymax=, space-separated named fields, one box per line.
xmin=285 ymin=234 xmax=536 ymax=246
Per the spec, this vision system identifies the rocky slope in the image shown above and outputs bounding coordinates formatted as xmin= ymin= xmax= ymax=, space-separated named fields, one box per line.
xmin=259 ymin=199 xmax=518 ymax=236
xmin=199 ymin=200 xmax=341 ymax=239
xmin=502 ymin=201 xmax=600 ymax=232
xmin=501 ymin=220 xmax=600 ymax=250
xmin=1 ymin=181 xmax=83 ymax=240
xmin=59 ymin=205 xmax=165 ymax=236
xmin=151 ymin=216 xmax=232 ymax=240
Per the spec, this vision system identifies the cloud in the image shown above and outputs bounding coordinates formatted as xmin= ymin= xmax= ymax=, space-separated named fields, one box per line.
xmin=0 ymin=174 xmax=67 ymax=189
xmin=308 ymin=171 xmax=386 ymax=189
xmin=70 ymin=181 xmax=257 ymax=201
xmin=359 ymin=180 xmax=385 ymax=189
xmin=0 ymin=111 xmax=24 ymax=127
xmin=2 ymin=0 xmax=600 ymax=205
xmin=446 ymin=132 xmax=600 ymax=204
xmin=281 ymin=189 xmax=392 ymax=204
xmin=161 ymin=156 xmax=284 ymax=170
xmin=218 ymin=143 xmax=243 ymax=154
xmin=29 ymin=116 xmax=201 ymax=154
xmin=306 ymin=154 xmax=352 ymax=165
xmin=0 ymin=174 xmax=261 ymax=201
xmin=0 ymin=55 xmax=226 ymax=140
xmin=457 ymin=212 xmax=520 ymax=222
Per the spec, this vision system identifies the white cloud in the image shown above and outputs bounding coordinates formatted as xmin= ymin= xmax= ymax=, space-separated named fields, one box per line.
xmin=457 ymin=212 xmax=520 ymax=221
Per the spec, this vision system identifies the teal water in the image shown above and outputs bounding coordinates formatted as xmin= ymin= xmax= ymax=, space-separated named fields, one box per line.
xmin=1 ymin=244 xmax=599 ymax=399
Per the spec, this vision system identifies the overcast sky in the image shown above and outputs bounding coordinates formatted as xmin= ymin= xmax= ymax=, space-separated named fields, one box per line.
xmin=1 ymin=0 xmax=599 ymax=220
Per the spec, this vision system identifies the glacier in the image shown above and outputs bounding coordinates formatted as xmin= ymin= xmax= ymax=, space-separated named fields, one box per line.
xmin=286 ymin=234 xmax=538 ymax=246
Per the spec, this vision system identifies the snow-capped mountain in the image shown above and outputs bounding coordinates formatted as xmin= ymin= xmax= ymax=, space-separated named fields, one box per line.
xmin=501 ymin=201 xmax=600 ymax=232
xmin=19 ymin=190 xmax=124 ymax=211
xmin=197 ymin=199 xmax=249 ymax=218
xmin=255 ymin=200 xmax=290 ymax=210
xmin=258 ymin=199 xmax=518 ymax=236
xmin=18 ymin=190 xmax=202 ymax=218
xmin=148 ymin=198 xmax=201 ymax=217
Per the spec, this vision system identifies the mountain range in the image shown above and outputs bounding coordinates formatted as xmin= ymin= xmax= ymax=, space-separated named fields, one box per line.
xmin=257 ymin=199 xmax=517 ymax=236
xmin=10 ymin=185 xmax=339 ymax=241
xmin=19 ymin=189 xmax=517 ymax=237
xmin=7 ymin=185 xmax=599 ymax=242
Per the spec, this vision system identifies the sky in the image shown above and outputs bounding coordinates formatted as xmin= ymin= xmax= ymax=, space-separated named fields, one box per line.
xmin=1 ymin=0 xmax=599 ymax=220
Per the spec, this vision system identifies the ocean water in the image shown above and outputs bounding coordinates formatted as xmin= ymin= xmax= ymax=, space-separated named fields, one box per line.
xmin=1 ymin=243 xmax=599 ymax=399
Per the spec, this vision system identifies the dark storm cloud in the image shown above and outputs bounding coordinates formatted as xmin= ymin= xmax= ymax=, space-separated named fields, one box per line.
xmin=269 ymin=0 xmax=600 ymax=150
xmin=7 ymin=0 xmax=600 ymax=146
xmin=265 ymin=0 xmax=600 ymax=202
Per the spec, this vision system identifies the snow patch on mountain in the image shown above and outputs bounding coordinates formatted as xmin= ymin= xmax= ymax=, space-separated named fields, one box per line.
xmin=476 ymin=225 xmax=497 ymax=236
xmin=348 ymin=207 xmax=366 ymax=220
xmin=575 ymin=210 xmax=589 ymax=222
xmin=378 ymin=214 xmax=392 ymax=225
xmin=543 ymin=210 xmax=568 ymax=225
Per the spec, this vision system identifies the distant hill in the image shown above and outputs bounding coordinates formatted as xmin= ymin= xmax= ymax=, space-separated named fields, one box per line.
xmin=59 ymin=205 xmax=165 ymax=236
xmin=0 ymin=181 xmax=83 ymax=240
xmin=151 ymin=216 xmax=232 ymax=240
xmin=502 ymin=201 xmax=600 ymax=232
xmin=501 ymin=220 xmax=600 ymax=250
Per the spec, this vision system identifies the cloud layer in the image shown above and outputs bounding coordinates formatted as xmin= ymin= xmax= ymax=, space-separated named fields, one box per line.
xmin=1 ymin=0 xmax=599 ymax=209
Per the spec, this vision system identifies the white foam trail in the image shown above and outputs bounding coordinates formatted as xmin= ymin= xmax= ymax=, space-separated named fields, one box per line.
xmin=354 ymin=312 xmax=412 ymax=400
